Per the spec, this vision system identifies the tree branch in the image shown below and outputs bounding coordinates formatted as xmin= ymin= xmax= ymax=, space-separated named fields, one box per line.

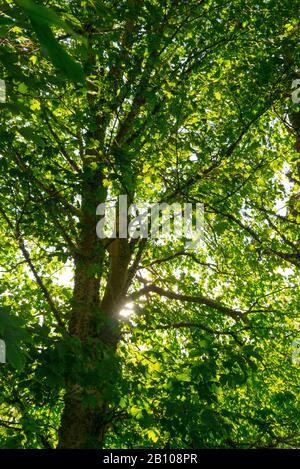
xmin=17 ymin=237 xmax=66 ymax=330
xmin=0 ymin=205 xmax=66 ymax=330
xmin=128 ymin=284 xmax=244 ymax=320
xmin=11 ymin=148 xmax=81 ymax=217
xmin=43 ymin=110 xmax=80 ymax=173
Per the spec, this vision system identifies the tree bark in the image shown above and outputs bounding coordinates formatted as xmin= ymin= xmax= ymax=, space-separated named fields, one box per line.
xmin=57 ymin=168 xmax=132 ymax=448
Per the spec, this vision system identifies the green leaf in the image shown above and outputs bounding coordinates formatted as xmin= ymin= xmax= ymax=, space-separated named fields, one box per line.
xmin=14 ymin=0 xmax=85 ymax=83
xmin=16 ymin=0 xmax=73 ymax=32
xmin=17 ymin=127 xmax=44 ymax=146
xmin=31 ymin=21 xmax=85 ymax=83
xmin=0 ymin=307 xmax=29 ymax=370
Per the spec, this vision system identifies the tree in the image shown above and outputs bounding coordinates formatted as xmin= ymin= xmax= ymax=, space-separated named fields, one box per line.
xmin=0 ymin=0 xmax=299 ymax=448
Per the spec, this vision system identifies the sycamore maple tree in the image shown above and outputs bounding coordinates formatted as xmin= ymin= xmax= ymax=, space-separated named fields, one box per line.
xmin=0 ymin=0 xmax=299 ymax=449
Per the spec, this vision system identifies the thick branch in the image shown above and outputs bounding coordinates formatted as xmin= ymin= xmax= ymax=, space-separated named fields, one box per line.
xmin=128 ymin=284 xmax=244 ymax=320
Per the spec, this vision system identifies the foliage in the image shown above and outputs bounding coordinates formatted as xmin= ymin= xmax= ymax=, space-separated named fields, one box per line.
xmin=0 ymin=0 xmax=299 ymax=448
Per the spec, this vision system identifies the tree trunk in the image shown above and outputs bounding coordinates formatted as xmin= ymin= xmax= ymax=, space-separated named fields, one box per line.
xmin=57 ymin=169 xmax=132 ymax=448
